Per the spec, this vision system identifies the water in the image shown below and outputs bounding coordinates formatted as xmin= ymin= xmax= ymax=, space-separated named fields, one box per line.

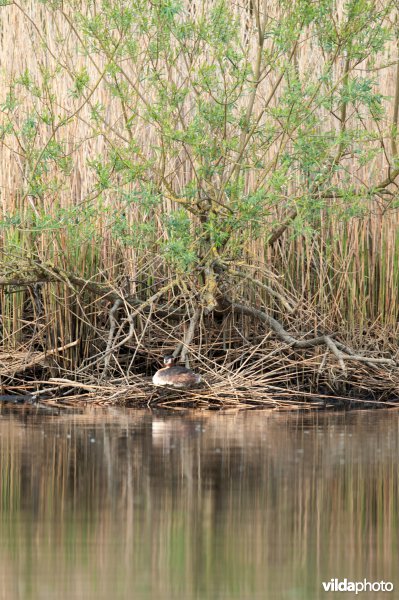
xmin=0 ymin=407 xmax=397 ymax=600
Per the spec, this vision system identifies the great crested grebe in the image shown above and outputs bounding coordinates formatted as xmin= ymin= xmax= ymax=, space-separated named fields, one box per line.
xmin=152 ymin=356 xmax=202 ymax=389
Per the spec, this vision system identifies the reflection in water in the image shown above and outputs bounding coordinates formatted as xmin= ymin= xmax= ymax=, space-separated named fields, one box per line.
xmin=0 ymin=407 xmax=397 ymax=599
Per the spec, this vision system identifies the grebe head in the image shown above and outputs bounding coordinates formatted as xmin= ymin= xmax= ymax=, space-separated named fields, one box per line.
xmin=163 ymin=355 xmax=176 ymax=367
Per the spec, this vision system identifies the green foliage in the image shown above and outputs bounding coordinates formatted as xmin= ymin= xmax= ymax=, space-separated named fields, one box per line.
xmin=163 ymin=210 xmax=197 ymax=271
xmin=0 ymin=0 xmax=396 ymax=271
xmin=69 ymin=67 xmax=90 ymax=99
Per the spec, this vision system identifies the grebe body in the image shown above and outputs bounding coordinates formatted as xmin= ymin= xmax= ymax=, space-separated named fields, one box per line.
xmin=153 ymin=356 xmax=202 ymax=389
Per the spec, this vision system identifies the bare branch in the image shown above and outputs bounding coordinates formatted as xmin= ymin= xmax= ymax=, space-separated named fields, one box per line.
xmin=231 ymin=302 xmax=396 ymax=371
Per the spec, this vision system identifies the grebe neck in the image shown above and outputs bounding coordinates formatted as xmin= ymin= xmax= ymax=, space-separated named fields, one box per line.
xmin=164 ymin=361 xmax=175 ymax=368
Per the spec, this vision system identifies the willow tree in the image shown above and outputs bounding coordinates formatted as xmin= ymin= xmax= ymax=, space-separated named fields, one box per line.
xmin=0 ymin=0 xmax=398 ymax=387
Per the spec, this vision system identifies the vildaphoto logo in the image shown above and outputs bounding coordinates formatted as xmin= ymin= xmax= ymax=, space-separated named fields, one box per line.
xmin=322 ymin=579 xmax=394 ymax=594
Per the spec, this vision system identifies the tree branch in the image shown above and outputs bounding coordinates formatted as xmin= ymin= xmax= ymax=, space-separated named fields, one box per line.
xmin=173 ymin=308 xmax=201 ymax=367
xmin=231 ymin=302 xmax=396 ymax=371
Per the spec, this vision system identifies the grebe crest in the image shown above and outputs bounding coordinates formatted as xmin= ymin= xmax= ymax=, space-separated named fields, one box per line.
xmin=152 ymin=355 xmax=202 ymax=388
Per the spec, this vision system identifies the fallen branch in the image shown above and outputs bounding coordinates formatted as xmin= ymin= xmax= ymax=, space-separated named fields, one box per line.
xmin=0 ymin=340 xmax=80 ymax=375
xmin=231 ymin=302 xmax=396 ymax=372
xmin=75 ymin=278 xmax=181 ymax=373
xmin=0 ymin=261 xmax=186 ymax=317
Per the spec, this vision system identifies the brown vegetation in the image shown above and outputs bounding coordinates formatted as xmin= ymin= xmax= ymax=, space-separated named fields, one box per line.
xmin=0 ymin=1 xmax=399 ymax=407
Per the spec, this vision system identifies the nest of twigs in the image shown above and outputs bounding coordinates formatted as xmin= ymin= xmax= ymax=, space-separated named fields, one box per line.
xmin=1 ymin=264 xmax=398 ymax=410
xmin=2 ymin=332 xmax=398 ymax=410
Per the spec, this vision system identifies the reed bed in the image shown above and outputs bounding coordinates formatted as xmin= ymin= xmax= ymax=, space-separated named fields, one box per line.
xmin=1 ymin=282 xmax=398 ymax=408
xmin=0 ymin=1 xmax=399 ymax=406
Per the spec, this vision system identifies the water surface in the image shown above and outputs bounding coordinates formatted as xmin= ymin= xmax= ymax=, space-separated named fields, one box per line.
xmin=0 ymin=407 xmax=397 ymax=599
